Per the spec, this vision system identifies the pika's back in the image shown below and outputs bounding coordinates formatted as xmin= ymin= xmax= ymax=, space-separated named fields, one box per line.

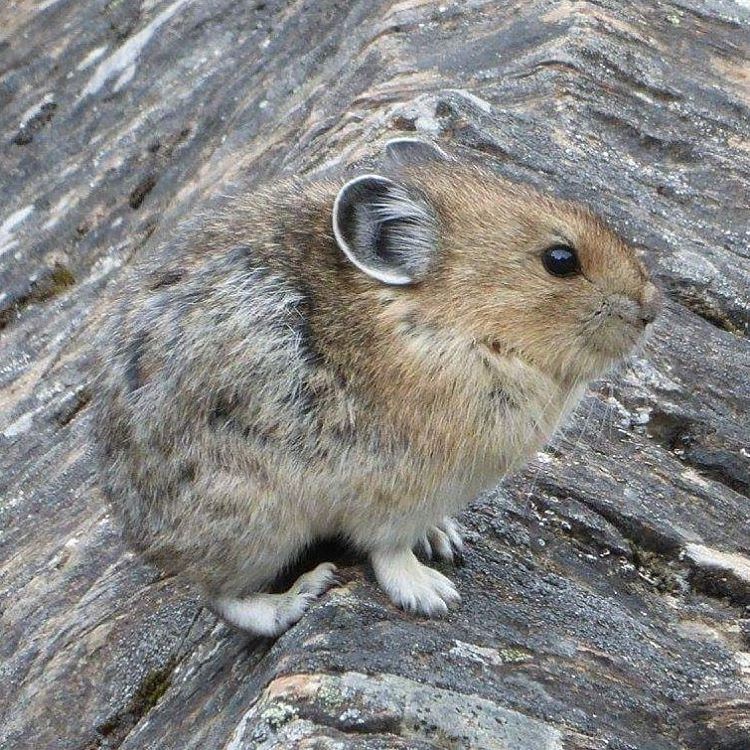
xmin=93 ymin=186 xmax=334 ymax=547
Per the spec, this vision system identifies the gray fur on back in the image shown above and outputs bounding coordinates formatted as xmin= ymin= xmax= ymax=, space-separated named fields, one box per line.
xmin=94 ymin=231 xmax=335 ymax=595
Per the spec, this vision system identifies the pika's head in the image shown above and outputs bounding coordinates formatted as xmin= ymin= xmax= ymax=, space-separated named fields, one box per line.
xmin=332 ymin=138 xmax=661 ymax=385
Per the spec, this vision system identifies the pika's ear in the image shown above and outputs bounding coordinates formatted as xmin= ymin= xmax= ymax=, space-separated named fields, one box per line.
xmin=384 ymin=137 xmax=449 ymax=168
xmin=332 ymin=174 xmax=438 ymax=285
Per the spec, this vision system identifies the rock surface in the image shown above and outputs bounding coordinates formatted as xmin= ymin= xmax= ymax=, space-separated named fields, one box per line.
xmin=1 ymin=1 xmax=749 ymax=748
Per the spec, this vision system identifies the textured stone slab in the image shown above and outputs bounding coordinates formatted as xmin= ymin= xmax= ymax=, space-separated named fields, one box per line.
xmin=225 ymin=671 xmax=563 ymax=750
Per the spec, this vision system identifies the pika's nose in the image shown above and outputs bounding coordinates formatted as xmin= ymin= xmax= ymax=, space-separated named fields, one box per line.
xmin=640 ymin=282 xmax=662 ymax=325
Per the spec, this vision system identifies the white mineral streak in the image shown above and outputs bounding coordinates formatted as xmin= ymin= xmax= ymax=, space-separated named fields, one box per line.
xmin=76 ymin=45 xmax=109 ymax=72
xmin=19 ymin=94 xmax=54 ymax=129
xmin=0 ymin=205 xmax=34 ymax=258
xmin=36 ymin=0 xmax=65 ymax=11
xmin=42 ymin=192 xmax=76 ymax=230
xmin=113 ymin=63 xmax=137 ymax=92
xmin=80 ymin=0 xmax=193 ymax=99
xmin=2 ymin=411 xmax=34 ymax=439
xmin=684 ymin=543 xmax=750 ymax=584
xmin=449 ymin=640 xmax=506 ymax=666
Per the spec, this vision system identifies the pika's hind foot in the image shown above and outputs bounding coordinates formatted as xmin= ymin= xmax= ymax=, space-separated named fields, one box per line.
xmin=416 ymin=517 xmax=464 ymax=563
xmin=213 ymin=562 xmax=338 ymax=637
xmin=290 ymin=561 xmax=340 ymax=596
xmin=371 ymin=548 xmax=460 ymax=616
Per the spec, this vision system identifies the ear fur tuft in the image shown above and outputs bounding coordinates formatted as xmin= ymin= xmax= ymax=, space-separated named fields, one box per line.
xmin=332 ymin=174 xmax=438 ymax=285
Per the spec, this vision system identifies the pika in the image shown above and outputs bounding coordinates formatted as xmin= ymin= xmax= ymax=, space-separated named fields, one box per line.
xmin=93 ymin=138 xmax=660 ymax=636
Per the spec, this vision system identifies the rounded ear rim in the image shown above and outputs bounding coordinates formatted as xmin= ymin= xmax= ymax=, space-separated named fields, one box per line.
xmin=383 ymin=137 xmax=450 ymax=166
xmin=332 ymin=173 xmax=414 ymax=286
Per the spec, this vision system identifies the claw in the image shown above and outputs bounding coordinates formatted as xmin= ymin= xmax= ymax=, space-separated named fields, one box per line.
xmin=372 ymin=548 xmax=460 ymax=617
xmin=428 ymin=526 xmax=454 ymax=562
xmin=417 ymin=517 xmax=465 ymax=564
xmin=416 ymin=534 xmax=433 ymax=560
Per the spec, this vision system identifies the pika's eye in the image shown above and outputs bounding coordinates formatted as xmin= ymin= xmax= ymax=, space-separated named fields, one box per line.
xmin=542 ymin=245 xmax=580 ymax=277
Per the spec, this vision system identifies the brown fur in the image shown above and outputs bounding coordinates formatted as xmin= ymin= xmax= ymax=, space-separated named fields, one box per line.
xmin=92 ymin=143 xmax=659 ymax=631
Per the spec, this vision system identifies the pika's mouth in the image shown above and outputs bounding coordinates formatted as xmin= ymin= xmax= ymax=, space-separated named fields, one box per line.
xmin=605 ymin=284 xmax=662 ymax=330
xmin=589 ymin=288 xmax=660 ymax=349
xmin=585 ymin=311 xmax=647 ymax=364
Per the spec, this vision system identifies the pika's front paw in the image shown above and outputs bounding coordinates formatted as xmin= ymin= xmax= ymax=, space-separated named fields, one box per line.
xmin=415 ymin=516 xmax=464 ymax=563
xmin=371 ymin=548 xmax=460 ymax=617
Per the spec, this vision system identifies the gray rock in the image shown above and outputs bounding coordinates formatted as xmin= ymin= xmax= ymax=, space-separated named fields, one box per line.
xmin=1 ymin=1 xmax=748 ymax=749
